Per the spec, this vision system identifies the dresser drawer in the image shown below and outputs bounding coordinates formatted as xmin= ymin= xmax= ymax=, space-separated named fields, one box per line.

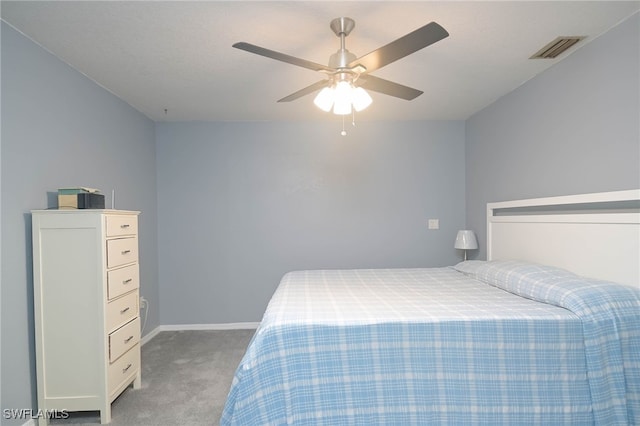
xmin=106 ymin=237 xmax=138 ymax=268
xmin=106 ymin=215 xmax=138 ymax=237
xmin=106 ymin=291 xmax=138 ymax=333
xmin=108 ymin=343 xmax=140 ymax=397
xmin=107 ymin=264 xmax=139 ymax=300
xmin=109 ymin=317 xmax=140 ymax=362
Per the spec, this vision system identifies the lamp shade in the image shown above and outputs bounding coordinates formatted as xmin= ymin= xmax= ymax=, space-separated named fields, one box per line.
xmin=313 ymin=87 xmax=334 ymax=112
xmin=454 ymin=230 xmax=478 ymax=250
xmin=352 ymin=87 xmax=372 ymax=112
xmin=332 ymin=81 xmax=353 ymax=115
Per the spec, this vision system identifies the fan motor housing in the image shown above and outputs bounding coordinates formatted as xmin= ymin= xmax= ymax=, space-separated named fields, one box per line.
xmin=329 ymin=50 xmax=357 ymax=68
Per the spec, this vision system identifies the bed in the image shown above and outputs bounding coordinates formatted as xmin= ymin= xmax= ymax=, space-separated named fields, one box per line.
xmin=221 ymin=190 xmax=640 ymax=425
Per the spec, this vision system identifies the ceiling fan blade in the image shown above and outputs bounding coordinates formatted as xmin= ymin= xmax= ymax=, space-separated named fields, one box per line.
xmin=233 ymin=42 xmax=334 ymax=73
xmin=348 ymin=22 xmax=448 ymax=73
xmin=358 ymin=75 xmax=423 ymax=100
xmin=278 ymin=80 xmax=329 ymax=102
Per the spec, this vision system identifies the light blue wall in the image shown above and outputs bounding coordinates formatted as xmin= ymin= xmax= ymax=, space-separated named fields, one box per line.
xmin=1 ymin=22 xmax=159 ymax=424
xmin=465 ymin=13 xmax=640 ymax=259
xmin=156 ymin=121 xmax=466 ymax=324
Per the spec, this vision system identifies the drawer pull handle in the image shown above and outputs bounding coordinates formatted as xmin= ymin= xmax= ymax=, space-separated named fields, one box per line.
xmin=120 ymin=224 xmax=130 ymax=228
xmin=124 ymin=335 xmax=134 ymax=344
xmin=121 ymin=250 xmax=131 ymax=255
xmin=123 ymin=278 xmax=133 ymax=284
xmin=120 ymin=307 xmax=130 ymax=314
xmin=122 ymin=363 xmax=132 ymax=373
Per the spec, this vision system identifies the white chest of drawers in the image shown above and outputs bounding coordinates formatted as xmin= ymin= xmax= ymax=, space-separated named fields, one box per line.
xmin=31 ymin=209 xmax=142 ymax=425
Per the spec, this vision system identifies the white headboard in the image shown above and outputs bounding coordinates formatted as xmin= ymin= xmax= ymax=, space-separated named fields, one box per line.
xmin=487 ymin=189 xmax=640 ymax=288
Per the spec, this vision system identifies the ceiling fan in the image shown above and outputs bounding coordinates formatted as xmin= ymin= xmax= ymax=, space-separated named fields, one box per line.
xmin=233 ymin=17 xmax=449 ymax=115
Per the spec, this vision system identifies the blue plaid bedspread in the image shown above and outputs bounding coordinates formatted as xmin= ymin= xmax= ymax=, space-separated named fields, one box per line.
xmin=221 ymin=263 xmax=640 ymax=425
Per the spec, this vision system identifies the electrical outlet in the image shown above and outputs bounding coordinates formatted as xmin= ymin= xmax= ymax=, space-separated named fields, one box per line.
xmin=140 ymin=296 xmax=148 ymax=309
xmin=428 ymin=219 xmax=439 ymax=230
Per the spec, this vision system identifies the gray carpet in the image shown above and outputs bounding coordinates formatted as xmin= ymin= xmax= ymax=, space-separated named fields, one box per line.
xmin=51 ymin=329 xmax=255 ymax=426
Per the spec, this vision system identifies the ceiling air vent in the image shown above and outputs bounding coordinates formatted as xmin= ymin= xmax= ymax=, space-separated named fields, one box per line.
xmin=530 ymin=36 xmax=585 ymax=59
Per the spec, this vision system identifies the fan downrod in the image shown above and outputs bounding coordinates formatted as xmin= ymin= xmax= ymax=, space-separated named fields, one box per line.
xmin=330 ymin=17 xmax=355 ymax=37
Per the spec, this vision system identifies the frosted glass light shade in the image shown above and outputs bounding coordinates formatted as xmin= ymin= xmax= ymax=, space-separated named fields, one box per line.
xmin=333 ymin=100 xmax=352 ymax=115
xmin=454 ymin=230 xmax=478 ymax=250
xmin=332 ymin=81 xmax=353 ymax=115
xmin=352 ymin=87 xmax=372 ymax=112
xmin=313 ymin=87 xmax=334 ymax=112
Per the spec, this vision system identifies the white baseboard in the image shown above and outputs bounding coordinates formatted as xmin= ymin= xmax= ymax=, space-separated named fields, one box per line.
xmin=140 ymin=325 xmax=162 ymax=345
xmin=159 ymin=322 xmax=260 ymax=331
xmin=141 ymin=322 xmax=259 ymax=345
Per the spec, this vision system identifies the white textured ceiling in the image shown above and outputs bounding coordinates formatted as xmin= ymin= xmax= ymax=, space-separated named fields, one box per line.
xmin=2 ymin=1 xmax=639 ymax=122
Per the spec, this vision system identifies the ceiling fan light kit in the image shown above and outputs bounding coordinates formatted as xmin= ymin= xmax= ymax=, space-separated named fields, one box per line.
xmin=233 ymin=16 xmax=448 ymax=131
xmin=314 ymin=80 xmax=373 ymax=115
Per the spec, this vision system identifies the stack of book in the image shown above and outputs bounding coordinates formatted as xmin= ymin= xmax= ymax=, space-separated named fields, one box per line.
xmin=58 ymin=187 xmax=104 ymax=209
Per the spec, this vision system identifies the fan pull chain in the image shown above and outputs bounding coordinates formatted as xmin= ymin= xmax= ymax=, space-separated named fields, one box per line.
xmin=341 ymin=115 xmax=347 ymax=136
